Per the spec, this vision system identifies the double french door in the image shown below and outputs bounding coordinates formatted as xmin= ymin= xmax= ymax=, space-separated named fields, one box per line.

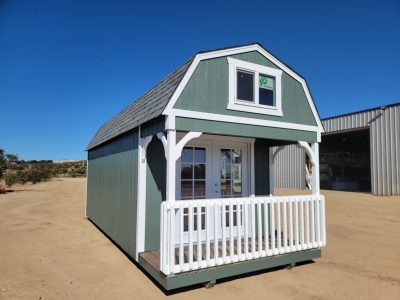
xmin=175 ymin=140 xmax=249 ymax=243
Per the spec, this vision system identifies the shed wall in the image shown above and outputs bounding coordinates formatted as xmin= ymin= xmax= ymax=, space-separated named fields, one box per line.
xmin=86 ymin=130 xmax=139 ymax=259
xmin=369 ymin=105 xmax=400 ymax=195
xmin=273 ymin=104 xmax=400 ymax=196
xmin=273 ymin=144 xmax=306 ymax=190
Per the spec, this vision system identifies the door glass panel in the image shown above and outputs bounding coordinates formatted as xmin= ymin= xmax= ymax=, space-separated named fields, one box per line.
xmin=220 ymin=148 xmax=242 ymax=198
xmin=180 ymin=146 xmax=206 ymax=232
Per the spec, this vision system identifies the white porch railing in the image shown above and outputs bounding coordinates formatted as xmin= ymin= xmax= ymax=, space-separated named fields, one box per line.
xmin=160 ymin=195 xmax=326 ymax=275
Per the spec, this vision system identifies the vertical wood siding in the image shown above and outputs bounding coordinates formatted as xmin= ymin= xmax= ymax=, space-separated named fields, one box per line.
xmin=87 ymin=130 xmax=139 ymax=259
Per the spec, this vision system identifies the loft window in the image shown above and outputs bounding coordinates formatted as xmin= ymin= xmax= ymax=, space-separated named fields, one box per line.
xmin=237 ymin=70 xmax=254 ymax=102
xmin=259 ymin=74 xmax=274 ymax=106
xmin=228 ymin=57 xmax=283 ymax=116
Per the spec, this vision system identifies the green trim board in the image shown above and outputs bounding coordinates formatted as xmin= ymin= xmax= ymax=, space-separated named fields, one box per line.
xmin=175 ymin=117 xmax=318 ymax=142
xmin=173 ymin=51 xmax=318 ymax=127
xmin=139 ymin=249 xmax=321 ymax=291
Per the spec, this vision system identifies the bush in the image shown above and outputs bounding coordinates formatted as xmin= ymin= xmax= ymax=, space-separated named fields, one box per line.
xmin=4 ymin=173 xmax=18 ymax=188
xmin=25 ymin=169 xmax=51 ymax=184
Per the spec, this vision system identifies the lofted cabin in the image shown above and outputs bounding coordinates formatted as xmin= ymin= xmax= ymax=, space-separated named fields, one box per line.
xmin=86 ymin=43 xmax=326 ymax=290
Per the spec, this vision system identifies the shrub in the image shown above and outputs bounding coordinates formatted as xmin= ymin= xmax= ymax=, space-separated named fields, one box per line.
xmin=4 ymin=173 xmax=18 ymax=188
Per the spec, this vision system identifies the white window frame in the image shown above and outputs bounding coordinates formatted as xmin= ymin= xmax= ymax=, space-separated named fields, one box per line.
xmin=227 ymin=57 xmax=283 ymax=116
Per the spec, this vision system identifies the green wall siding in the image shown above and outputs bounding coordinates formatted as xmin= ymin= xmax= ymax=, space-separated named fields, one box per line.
xmin=145 ymin=138 xmax=166 ymax=251
xmin=176 ymin=117 xmax=318 ymax=142
xmin=174 ymin=51 xmax=318 ymax=133
xmin=87 ymin=130 xmax=139 ymax=259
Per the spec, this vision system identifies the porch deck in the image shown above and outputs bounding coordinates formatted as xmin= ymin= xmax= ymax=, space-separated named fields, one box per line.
xmin=138 ymin=247 xmax=322 ymax=290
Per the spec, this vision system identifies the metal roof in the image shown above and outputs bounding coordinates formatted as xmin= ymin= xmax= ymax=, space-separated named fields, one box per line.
xmin=86 ymin=57 xmax=193 ymax=150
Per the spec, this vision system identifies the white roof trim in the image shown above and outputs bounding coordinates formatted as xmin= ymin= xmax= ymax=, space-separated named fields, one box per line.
xmin=162 ymin=44 xmax=324 ymax=132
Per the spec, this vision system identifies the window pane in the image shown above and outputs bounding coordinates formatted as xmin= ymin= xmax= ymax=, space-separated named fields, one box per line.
xmin=194 ymin=148 xmax=206 ymax=163
xmin=259 ymin=74 xmax=274 ymax=106
xmin=181 ymin=181 xmax=193 ymax=199
xmin=232 ymin=149 xmax=242 ymax=164
xmin=181 ymin=147 xmax=193 ymax=163
xmin=237 ymin=70 xmax=254 ymax=102
xmin=221 ymin=179 xmax=231 ymax=197
xmin=193 ymin=180 xmax=205 ymax=198
xmin=194 ymin=164 xmax=205 ymax=179
xmin=220 ymin=149 xmax=230 ymax=164
xmin=181 ymin=165 xmax=193 ymax=179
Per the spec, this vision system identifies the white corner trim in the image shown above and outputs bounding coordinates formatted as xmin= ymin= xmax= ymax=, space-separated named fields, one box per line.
xmin=175 ymin=131 xmax=202 ymax=161
xmin=162 ymin=44 xmax=324 ymax=132
xmin=171 ymin=108 xmax=321 ymax=133
xmin=135 ymin=127 xmax=154 ymax=261
xmin=157 ymin=132 xmax=168 ymax=160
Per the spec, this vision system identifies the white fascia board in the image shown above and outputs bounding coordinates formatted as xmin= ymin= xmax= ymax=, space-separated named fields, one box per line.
xmin=162 ymin=44 xmax=324 ymax=133
xmin=171 ymin=108 xmax=321 ymax=133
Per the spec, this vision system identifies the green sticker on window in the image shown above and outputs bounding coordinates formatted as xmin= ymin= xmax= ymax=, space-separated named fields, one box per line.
xmin=259 ymin=75 xmax=274 ymax=90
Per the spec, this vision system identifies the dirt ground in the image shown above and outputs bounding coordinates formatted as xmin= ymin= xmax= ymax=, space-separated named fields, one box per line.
xmin=0 ymin=178 xmax=399 ymax=300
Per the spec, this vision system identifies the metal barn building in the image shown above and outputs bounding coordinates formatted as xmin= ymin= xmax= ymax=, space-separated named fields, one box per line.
xmin=274 ymin=103 xmax=400 ymax=196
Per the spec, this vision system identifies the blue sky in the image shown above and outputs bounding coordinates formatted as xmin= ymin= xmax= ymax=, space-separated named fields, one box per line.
xmin=0 ymin=0 xmax=399 ymax=160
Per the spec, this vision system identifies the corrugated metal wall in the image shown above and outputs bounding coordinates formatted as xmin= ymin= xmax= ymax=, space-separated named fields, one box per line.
xmin=369 ymin=105 xmax=400 ymax=195
xmin=273 ymin=103 xmax=399 ymax=196
xmin=86 ymin=130 xmax=139 ymax=259
xmin=273 ymin=144 xmax=306 ymax=189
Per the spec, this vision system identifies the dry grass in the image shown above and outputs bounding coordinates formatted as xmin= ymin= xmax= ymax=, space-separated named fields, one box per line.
xmin=0 ymin=178 xmax=399 ymax=299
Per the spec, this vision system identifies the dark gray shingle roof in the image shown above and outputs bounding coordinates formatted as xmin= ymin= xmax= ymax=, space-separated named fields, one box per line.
xmin=86 ymin=57 xmax=193 ymax=150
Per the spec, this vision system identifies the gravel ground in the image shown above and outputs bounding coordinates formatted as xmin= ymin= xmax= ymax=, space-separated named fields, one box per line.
xmin=0 ymin=178 xmax=399 ymax=299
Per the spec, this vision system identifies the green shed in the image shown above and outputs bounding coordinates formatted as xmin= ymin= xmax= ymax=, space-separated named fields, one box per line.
xmin=86 ymin=43 xmax=326 ymax=290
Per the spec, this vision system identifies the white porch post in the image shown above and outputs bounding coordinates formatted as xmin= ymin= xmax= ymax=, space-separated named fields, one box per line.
xmin=269 ymin=147 xmax=274 ymax=195
xmin=135 ymin=126 xmax=153 ymax=260
xmin=311 ymin=142 xmax=320 ymax=195
xmin=166 ymin=129 xmax=177 ymax=202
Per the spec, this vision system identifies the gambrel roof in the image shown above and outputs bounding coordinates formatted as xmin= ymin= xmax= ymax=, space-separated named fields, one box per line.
xmin=86 ymin=57 xmax=193 ymax=150
xmin=87 ymin=43 xmax=323 ymax=150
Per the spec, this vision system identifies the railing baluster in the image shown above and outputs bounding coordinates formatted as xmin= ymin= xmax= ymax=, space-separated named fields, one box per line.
xmin=188 ymin=205 xmax=193 ymax=269
xmin=264 ymin=198 xmax=271 ymax=255
xmin=277 ymin=197 xmax=282 ymax=253
xmin=306 ymin=196 xmax=310 ymax=249
xmin=300 ymin=197 xmax=305 ymax=250
xmin=271 ymin=198 xmax=276 ymax=254
xmin=257 ymin=199 xmax=262 ymax=257
xmin=222 ymin=203 xmax=227 ymax=263
xmin=321 ymin=196 xmax=326 ymax=246
xmin=229 ymin=201 xmax=234 ymax=262
xmin=214 ymin=203 xmax=218 ymax=264
xmin=289 ymin=198 xmax=294 ymax=251
xmin=206 ymin=202 xmax=210 ymax=265
xmin=237 ymin=200 xmax=242 ymax=261
xmin=197 ymin=202 xmax=202 ymax=267
xmin=311 ymin=195 xmax=316 ymax=247
xmin=251 ymin=200 xmax=256 ymax=257
xmin=316 ymin=196 xmax=321 ymax=247
xmin=283 ymin=197 xmax=288 ymax=252
xmin=244 ymin=198 xmax=249 ymax=258
xmin=294 ymin=197 xmax=300 ymax=251
xmin=179 ymin=206 xmax=184 ymax=270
